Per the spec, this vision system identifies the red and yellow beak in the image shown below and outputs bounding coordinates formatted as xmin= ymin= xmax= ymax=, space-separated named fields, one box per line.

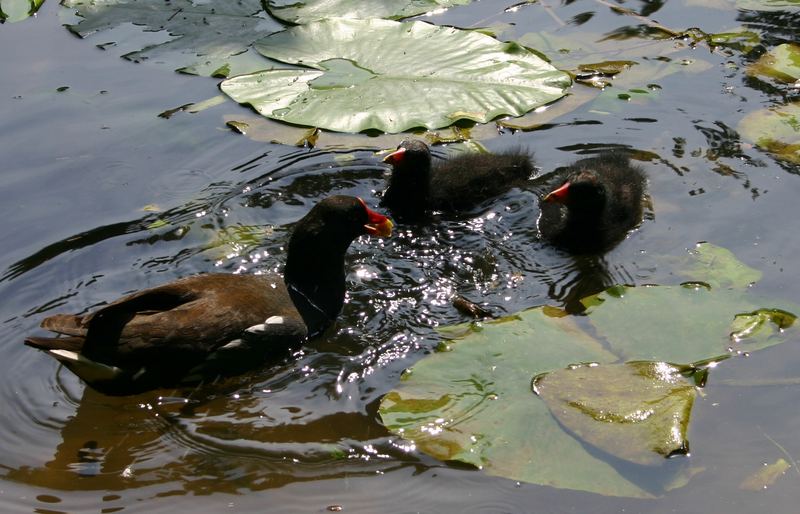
xmin=382 ymin=147 xmax=406 ymax=166
xmin=359 ymin=198 xmax=393 ymax=237
xmin=543 ymin=181 xmax=571 ymax=204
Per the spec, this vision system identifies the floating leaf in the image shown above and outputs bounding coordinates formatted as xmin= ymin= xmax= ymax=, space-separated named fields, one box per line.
xmin=738 ymin=101 xmax=800 ymax=165
xmin=747 ymin=43 xmax=800 ymax=84
xmin=0 ymin=0 xmax=44 ymax=22
xmin=221 ymin=18 xmax=571 ymax=134
xmin=679 ymin=242 xmax=762 ymax=289
xmin=203 ymin=224 xmax=275 ymax=260
xmin=225 ymin=120 xmax=250 ymax=135
xmin=708 ymin=30 xmax=761 ymax=54
xmin=533 ymin=361 xmax=697 ymax=466
xmin=380 ymin=283 xmax=798 ymax=497
xmin=265 ymin=0 xmax=472 ymax=25
xmin=739 ymin=458 xmax=791 ymax=490
xmin=62 ymin=0 xmax=279 ymax=76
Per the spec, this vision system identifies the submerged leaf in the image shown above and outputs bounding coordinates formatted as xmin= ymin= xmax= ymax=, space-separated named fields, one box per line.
xmin=533 ymin=361 xmax=696 ymax=466
xmin=739 ymin=458 xmax=791 ymax=490
xmin=221 ymin=18 xmax=570 ymax=134
xmin=680 ymin=242 xmax=762 ymax=289
xmin=581 ymin=285 xmax=797 ymax=362
xmin=62 ymin=0 xmax=279 ymax=76
xmin=265 ymin=0 xmax=472 ymax=24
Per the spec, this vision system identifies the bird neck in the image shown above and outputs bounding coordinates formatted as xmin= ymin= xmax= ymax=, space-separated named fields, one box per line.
xmin=284 ymin=233 xmax=349 ymax=333
xmin=384 ymin=169 xmax=431 ymax=219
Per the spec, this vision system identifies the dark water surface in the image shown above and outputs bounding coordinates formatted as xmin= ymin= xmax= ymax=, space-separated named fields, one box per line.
xmin=2 ymin=1 xmax=800 ymax=512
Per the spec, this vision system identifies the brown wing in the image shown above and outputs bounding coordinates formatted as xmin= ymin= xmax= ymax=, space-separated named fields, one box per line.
xmin=76 ymin=274 xmax=301 ymax=368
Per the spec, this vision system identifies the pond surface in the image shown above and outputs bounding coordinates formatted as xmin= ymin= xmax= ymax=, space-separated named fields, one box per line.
xmin=1 ymin=0 xmax=800 ymax=512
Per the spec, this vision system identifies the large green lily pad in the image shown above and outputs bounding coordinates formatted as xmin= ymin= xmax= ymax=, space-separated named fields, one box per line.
xmin=221 ymin=18 xmax=571 ymax=134
xmin=0 ymin=0 xmax=44 ymax=22
xmin=738 ymin=101 xmax=800 ymax=165
xmin=265 ymin=0 xmax=472 ymax=25
xmin=379 ymin=283 xmax=798 ymax=497
xmin=62 ymin=0 xmax=279 ymax=76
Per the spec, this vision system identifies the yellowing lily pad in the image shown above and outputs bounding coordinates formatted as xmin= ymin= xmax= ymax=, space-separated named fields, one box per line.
xmin=738 ymin=101 xmax=800 ymax=165
xmin=748 ymin=43 xmax=800 ymax=83
xmin=0 ymin=0 xmax=44 ymax=22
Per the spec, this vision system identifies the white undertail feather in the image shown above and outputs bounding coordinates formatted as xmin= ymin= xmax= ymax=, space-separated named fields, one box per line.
xmin=48 ymin=349 xmax=125 ymax=382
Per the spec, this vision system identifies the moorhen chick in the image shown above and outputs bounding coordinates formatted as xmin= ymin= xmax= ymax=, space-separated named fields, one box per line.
xmin=538 ymin=152 xmax=646 ymax=253
xmin=381 ymin=139 xmax=535 ymax=220
xmin=24 ymin=196 xmax=393 ymax=395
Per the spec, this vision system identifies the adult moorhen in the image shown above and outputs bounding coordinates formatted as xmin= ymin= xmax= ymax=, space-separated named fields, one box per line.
xmin=538 ymin=152 xmax=646 ymax=253
xmin=24 ymin=196 xmax=393 ymax=395
xmin=381 ymin=139 xmax=535 ymax=220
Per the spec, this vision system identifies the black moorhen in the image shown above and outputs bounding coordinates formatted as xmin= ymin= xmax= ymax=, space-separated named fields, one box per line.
xmin=381 ymin=139 xmax=535 ymax=220
xmin=24 ymin=196 xmax=393 ymax=395
xmin=538 ymin=152 xmax=646 ymax=253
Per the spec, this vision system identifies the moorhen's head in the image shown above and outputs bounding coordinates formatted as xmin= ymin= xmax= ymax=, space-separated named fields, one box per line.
xmin=381 ymin=140 xmax=433 ymax=219
xmin=291 ymin=196 xmax=393 ymax=253
xmin=383 ymin=139 xmax=432 ymax=182
xmin=543 ymin=170 xmax=607 ymax=216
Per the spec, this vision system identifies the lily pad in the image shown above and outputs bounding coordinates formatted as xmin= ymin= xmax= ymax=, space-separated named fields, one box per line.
xmin=533 ymin=361 xmax=698 ymax=466
xmin=738 ymin=101 xmax=800 ymax=165
xmin=265 ymin=0 xmax=472 ymax=25
xmin=221 ymin=18 xmax=571 ymax=134
xmin=747 ymin=43 xmax=800 ymax=84
xmin=62 ymin=0 xmax=280 ymax=76
xmin=0 ymin=0 xmax=44 ymax=22
xmin=379 ymin=284 xmax=798 ymax=497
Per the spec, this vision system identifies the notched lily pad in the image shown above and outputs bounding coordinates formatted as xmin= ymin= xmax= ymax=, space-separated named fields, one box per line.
xmin=533 ymin=361 xmax=697 ymax=466
xmin=221 ymin=18 xmax=571 ymax=134
xmin=265 ymin=0 xmax=472 ymax=25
